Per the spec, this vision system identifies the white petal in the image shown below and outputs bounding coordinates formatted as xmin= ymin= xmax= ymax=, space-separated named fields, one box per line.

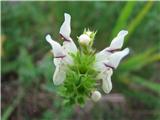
xmin=95 ymin=49 xmax=111 ymax=63
xmin=107 ymin=30 xmax=128 ymax=51
xmin=53 ymin=64 xmax=66 ymax=85
xmin=102 ymin=75 xmax=112 ymax=94
xmin=59 ymin=13 xmax=77 ymax=54
xmin=100 ymin=68 xmax=113 ymax=93
xmin=65 ymin=54 xmax=74 ymax=65
xmin=94 ymin=59 xmax=109 ymax=73
xmin=91 ymin=91 xmax=102 ymax=102
xmin=59 ymin=13 xmax=71 ymax=41
xmin=62 ymin=40 xmax=77 ymax=54
xmin=53 ymin=58 xmax=60 ymax=66
xmin=94 ymin=49 xmax=112 ymax=72
xmin=46 ymin=34 xmax=65 ymax=58
xmin=94 ymin=50 xmax=109 ymax=73
xmin=105 ymin=48 xmax=129 ymax=69
xmin=53 ymin=57 xmax=71 ymax=85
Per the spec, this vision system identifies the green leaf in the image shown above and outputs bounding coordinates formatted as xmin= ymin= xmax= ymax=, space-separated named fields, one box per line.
xmin=119 ymin=47 xmax=160 ymax=71
xmin=118 ymin=75 xmax=160 ymax=108
xmin=131 ymin=75 xmax=160 ymax=94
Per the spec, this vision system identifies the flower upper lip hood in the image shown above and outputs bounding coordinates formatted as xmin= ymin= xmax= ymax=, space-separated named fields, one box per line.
xmin=106 ymin=30 xmax=128 ymax=52
xmin=45 ymin=13 xmax=130 ymax=103
xmin=59 ymin=13 xmax=71 ymax=41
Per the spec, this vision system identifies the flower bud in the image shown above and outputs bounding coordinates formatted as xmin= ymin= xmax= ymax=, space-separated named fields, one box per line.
xmin=91 ymin=91 xmax=101 ymax=102
xmin=79 ymin=34 xmax=91 ymax=46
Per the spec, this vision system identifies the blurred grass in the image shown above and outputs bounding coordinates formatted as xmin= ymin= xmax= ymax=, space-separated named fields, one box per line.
xmin=1 ymin=1 xmax=160 ymax=120
xmin=111 ymin=1 xmax=136 ymax=39
xmin=126 ymin=1 xmax=154 ymax=43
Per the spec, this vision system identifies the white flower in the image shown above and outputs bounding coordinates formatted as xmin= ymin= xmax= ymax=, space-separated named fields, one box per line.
xmin=94 ymin=30 xmax=129 ymax=94
xmin=91 ymin=90 xmax=102 ymax=102
xmin=78 ymin=34 xmax=91 ymax=45
xmin=46 ymin=13 xmax=77 ymax=85
xmin=60 ymin=13 xmax=77 ymax=54
xmin=95 ymin=30 xmax=128 ymax=62
xmin=104 ymin=48 xmax=129 ymax=69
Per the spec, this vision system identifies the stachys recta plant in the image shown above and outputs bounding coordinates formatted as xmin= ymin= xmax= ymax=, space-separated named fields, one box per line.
xmin=46 ymin=13 xmax=129 ymax=106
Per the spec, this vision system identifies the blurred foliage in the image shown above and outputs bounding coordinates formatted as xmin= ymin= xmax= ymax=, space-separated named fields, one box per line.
xmin=1 ymin=1 xmax=160 ymax=120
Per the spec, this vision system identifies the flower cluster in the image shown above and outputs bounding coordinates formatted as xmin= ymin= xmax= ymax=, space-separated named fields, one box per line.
xmin=46 ymin=13 xmax=129 ymax=105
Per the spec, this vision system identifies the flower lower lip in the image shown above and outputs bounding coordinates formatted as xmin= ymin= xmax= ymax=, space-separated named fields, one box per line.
xmin=104 ymin=63 xmax=115 ymax=70
xmin=60 ymin=34 xmax=70 ymax=42
xmin=107 ymin=48 xmax=121 ymax=53
xmin=55 ymin=55 xmax=66 ymax=58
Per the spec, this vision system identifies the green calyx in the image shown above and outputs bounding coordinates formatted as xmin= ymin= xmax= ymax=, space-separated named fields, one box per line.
xmin=83 ymin=28 xmax=97 ymax=46
xmin=58 ymin=51 xmax=98 ymax=106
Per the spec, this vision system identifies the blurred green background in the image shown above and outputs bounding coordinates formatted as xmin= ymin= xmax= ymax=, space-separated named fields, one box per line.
xmin=1 ymin=1 xmax=160 ymax=120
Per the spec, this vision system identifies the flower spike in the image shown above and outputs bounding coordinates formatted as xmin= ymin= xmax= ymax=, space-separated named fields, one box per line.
xmin=46 ymin=13 xmax=130 ymax=105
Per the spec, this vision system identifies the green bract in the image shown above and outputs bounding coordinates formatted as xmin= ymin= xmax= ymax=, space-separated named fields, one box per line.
xmin=58 ymin=51 xmax=98 ymax=106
